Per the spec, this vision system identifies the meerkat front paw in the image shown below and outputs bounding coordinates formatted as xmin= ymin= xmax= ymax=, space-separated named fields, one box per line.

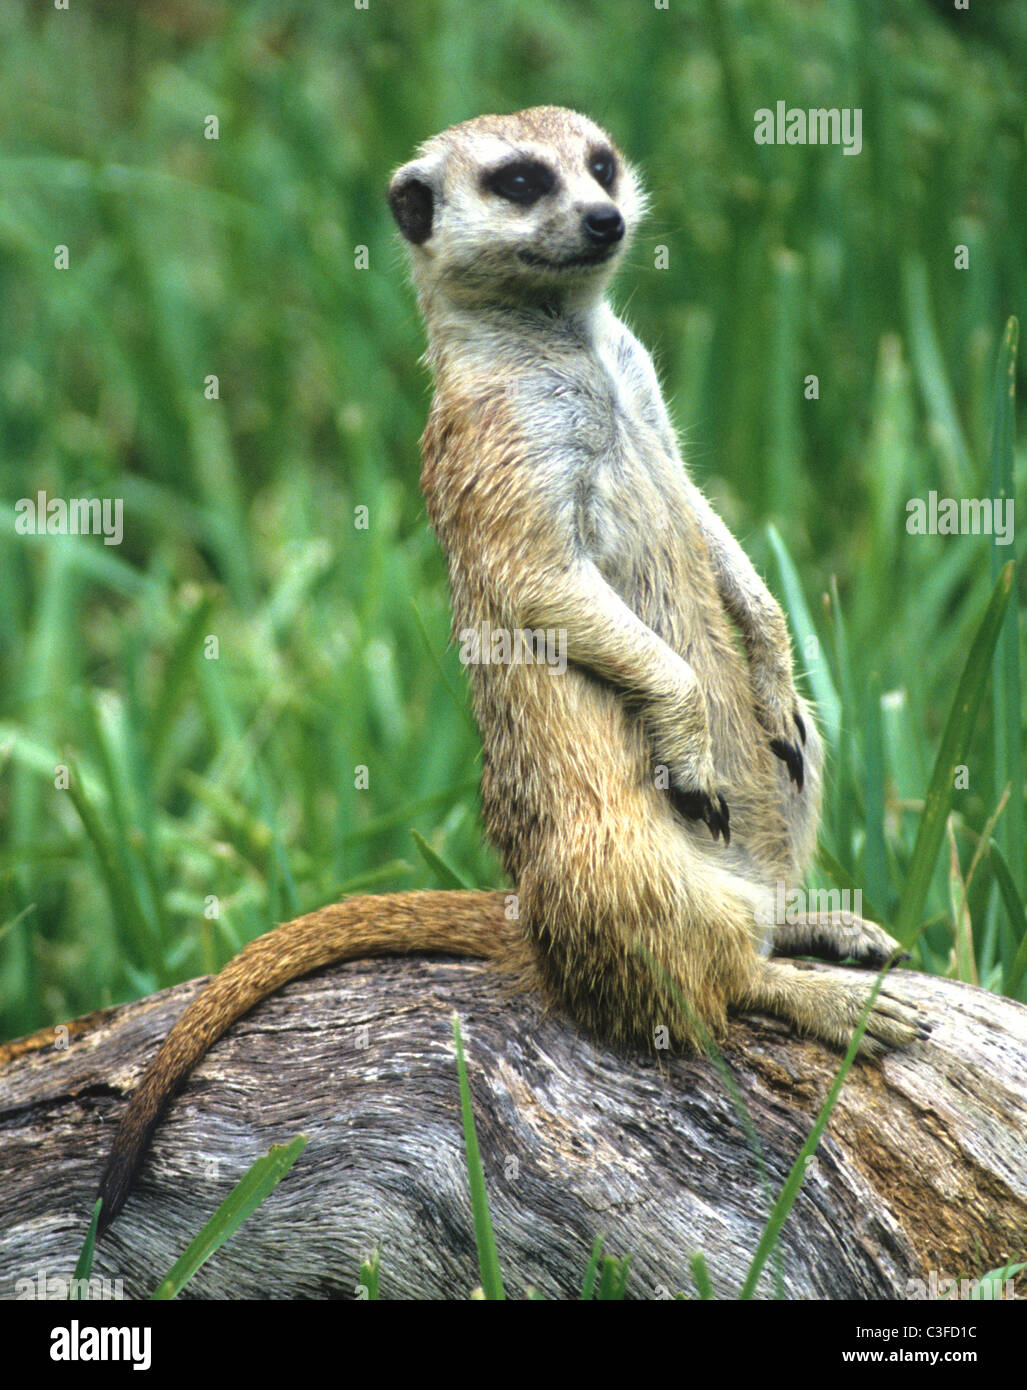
xmin=669 ymin=784 xmax=731 ymax=844
xmin=651 ymin=732 xmax=731 ymax=842
xmin=753 ymin=680 xmax=808 ymax=791
xmin=769 ymin=708 xmax=806 ymax=790
xmin=648 ymin=685 xmax=731 ymax=843
xmin=830 ymin=917 xmax=909 ymax=968
xmin=771 ymin=913 xmax=910 ymax=967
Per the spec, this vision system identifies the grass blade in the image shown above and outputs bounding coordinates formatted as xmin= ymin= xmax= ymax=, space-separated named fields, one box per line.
xmin=65 ymin=759 xmax=164 ymax=979
xmin=358 ymin=1249 xmax=381 ymax=1300
xmin=580 ymin=1235 xmax=605 ymax=1300
xmin=901 ymin=255 xmax=974 ymax=489
xmin=989 ymin=841 xmax=1027 ymax=998
xmin=862 ymin=672 xmax=889 ymax=914
xmin=70 ymin=1198 xmax=102 ymax=1296
xmin=596 ymin=1253 xmax=631 ymax=1300
xmin=988 ymin=318 xmax=1022 ymax=896
xmin=691 ymin=1251 xmax=715 ymax=1300
xmin=892 ymin=563 xmax=1013 ymax=948
xmin=766 ymin=524 xmax=841 ymax=746
xmin=150 ymin=1135 xmax=307 ymax=1299
xmin=968 ymin=1261 xmax=1026 ymax=1300
xmin=947 ymin=818 xmax=977 ymax=984
xmin=411 ymin=830 xmax=470 ymax=889
xmin=633 ymin=942 xmax=785 ymax=1297
xmin=738 ymin=963 xmax=894 ymax=1299
xmin=452 ymin=1014 xmax=505 ymax=1300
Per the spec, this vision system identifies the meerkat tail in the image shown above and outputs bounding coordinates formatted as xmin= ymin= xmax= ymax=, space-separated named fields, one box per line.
xmin=96 ymin=889 xmax=525 ymax=1233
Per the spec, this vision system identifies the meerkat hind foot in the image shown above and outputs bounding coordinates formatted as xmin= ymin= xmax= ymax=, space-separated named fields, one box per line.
xmin=744 ymin=958 xmax=930 ymax=1056
xmin=770 ymin=912 xmax=909 ymax=968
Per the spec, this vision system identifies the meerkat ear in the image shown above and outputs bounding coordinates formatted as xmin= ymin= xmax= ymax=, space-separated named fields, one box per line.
xmin=387 ymin=159 xmax=439 ymax=245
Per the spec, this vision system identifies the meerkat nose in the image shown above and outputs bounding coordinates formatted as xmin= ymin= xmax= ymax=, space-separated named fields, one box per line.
xmin=582 ymin=207 xmax=625 ymax=246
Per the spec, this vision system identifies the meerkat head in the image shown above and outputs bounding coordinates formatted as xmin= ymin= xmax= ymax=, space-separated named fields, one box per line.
xmin=387 ymin=106 xmax=644 ymax=312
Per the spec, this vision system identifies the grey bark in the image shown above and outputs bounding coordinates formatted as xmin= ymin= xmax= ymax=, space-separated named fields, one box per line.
xmin=0 ymin=958 xmax=1024 ymax=1300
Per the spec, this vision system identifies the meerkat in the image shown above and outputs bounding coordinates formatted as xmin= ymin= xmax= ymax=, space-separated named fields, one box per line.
xmin=96 ymin=106 xmax=926 ymax=1234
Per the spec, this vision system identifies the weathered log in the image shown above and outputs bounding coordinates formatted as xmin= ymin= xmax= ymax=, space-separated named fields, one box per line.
xmin=0 ymin=956 xmax=1024 ymax=1300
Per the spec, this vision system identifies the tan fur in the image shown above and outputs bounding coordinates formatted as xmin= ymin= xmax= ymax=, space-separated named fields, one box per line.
xmin=96 ymin=108 xmax=924 ymax=1232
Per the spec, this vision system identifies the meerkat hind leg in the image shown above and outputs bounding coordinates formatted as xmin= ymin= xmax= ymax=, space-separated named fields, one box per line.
xmin=770 ymin=913 xmax=908 ymax=967
xmin=742 ymin=957 xmax=929 ymax=1056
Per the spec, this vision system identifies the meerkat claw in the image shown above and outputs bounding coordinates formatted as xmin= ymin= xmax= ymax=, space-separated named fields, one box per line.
xmin=770 ymin=737 xmax=805 ymax=791
xmin=864 ymin=988 xmax=933 ymax=1047
xmin=670 ymin=787 xmax=731 ymax=845
xmin=715 ymin=792 xmax=731 ymax=845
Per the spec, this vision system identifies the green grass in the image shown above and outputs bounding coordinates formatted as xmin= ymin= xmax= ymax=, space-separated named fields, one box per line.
xmin=1 ymin=0 xmax=1024 ymax=1304
xmin=453 ymin=1013 xmax=505 ymax=1301
xmin=148 ymin=1135 xmax=308 ymax=1300
xmin=74 ymin=1139 xmax=308 ymax=1299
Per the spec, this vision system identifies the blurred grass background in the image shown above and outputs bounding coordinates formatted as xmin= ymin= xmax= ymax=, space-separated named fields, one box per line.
xmin=0 ymin=0 xmax=1023 ymax=1040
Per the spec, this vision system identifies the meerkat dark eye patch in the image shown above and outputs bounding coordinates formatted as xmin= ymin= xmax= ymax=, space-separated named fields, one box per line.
xmin=588 ymin=148 xmax=618 ymax=190
xmin=483 ymin=159 xmax=556 ymax=206
xmin=388 ymin=174 xmax=435 ymax=244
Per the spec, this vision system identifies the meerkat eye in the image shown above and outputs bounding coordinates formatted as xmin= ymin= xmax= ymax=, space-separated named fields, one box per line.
xmin=589 ymin=149 xmax=617 ymax=190
xmin=484 ymin=160 xmax=556 ymax=206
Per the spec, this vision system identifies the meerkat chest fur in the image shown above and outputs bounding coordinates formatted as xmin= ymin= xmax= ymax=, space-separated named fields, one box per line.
xmin=434 ymin=301 xmax=703 ymax=620
xmin=529 ymin=307 xmax=686 ymax=586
